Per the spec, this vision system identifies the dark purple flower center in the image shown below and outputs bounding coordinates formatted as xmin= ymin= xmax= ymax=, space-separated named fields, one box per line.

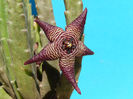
xmin=62 ymin=38 xmax=76 ymax=54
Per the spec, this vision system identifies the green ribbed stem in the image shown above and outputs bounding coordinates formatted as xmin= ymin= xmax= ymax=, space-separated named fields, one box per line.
xmin=0 ymin=0 xmax=40 ymax=98
xmin=0 ymin=86 xmax=12 ymax=99
xmin=35 ymin=0 xmax=60 ymax=98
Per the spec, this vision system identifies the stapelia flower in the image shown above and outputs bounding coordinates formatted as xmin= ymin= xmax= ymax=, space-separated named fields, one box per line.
xmin=24 ymin=8 xmax=94 ymax=94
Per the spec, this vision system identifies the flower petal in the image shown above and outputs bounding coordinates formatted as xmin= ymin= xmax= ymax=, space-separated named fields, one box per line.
xmin=59 ymin=57 xmax=81 ymax=94
xmin=24 ymin=42 xmax=60 ymax=65
xmin=65 ymin=8 xmax=87 ymax=40
xmin=76 ymin=41 xmax=94 ymax=57
xmin=35 ymin=19 xmax=64 ymax=42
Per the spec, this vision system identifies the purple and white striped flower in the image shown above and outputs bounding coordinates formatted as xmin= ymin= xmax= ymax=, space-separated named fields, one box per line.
xmin=24 ymin=8 xmax=94 ymax=94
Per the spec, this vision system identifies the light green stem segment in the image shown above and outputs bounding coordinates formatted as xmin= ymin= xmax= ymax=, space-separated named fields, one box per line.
xmin=64 ymin=0 xmax=83 ymax=25
xmin=35 ymin=0 xmax=60 ymax=98
xmin=35 ymin=0 xmax=56 ymax=25
xmin=0 ymin=0 xmax=21 ymax=98
xmin=0 ymin=87 xmax=12 ymax=99
xmin=0 ymin=0 xmax=40 ymax=98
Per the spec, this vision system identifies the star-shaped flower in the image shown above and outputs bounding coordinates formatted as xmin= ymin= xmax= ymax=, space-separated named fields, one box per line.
xmin=24 ymin=8 xmax=94 ymax=94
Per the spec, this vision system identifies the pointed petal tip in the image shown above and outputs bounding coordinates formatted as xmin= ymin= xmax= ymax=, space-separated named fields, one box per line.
xmin=84 ymin=8 xmax=87 ymax=12
xmin=78 ymin=90 xmax=81 ymax=95
xmin=24 ymin=62 xmax=27 ymax=65
xmin=88 ymin=50 xmax=94 ymax=55
xmin=75 ymin=86 xmax=81 ymax=94
xmin=24 ymin=61 xmax=29 ymax=65
xmin=90 ymin=50 xmax=94 ymax=55
xmin=83 ymin=8 xmax=87 ymax=15
xmin=24 ymin=58 xmax=33 ymax=65
xmin=84 ymin=48 xmax=94 ymax=55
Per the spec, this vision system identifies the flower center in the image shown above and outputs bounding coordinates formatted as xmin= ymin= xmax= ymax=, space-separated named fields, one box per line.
xmin=62 ymin=38 xmax=76 ymax=54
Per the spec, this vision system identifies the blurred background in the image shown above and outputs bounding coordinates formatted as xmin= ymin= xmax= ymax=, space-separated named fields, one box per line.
xmin=30 ymin=0 xmax=133 ymax=99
